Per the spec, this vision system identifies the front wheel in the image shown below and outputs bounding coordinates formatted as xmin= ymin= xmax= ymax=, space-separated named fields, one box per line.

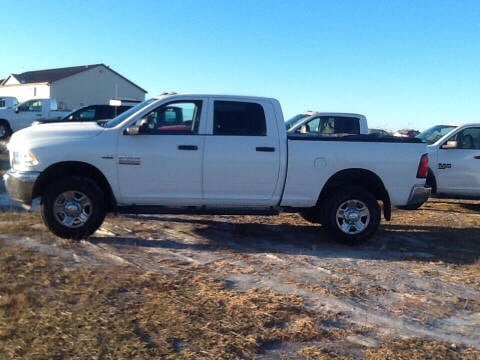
xmin=41 ymin=176 xmax=106 ymax=239
xmin=325 ymin=186 xmax=380 ymax=245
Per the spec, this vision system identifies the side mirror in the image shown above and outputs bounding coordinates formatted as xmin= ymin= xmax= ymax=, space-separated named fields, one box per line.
xmin=124 ymin=118 xmax=150 ymax=135
xmin=441 ymin=140 xmax=458 ymax=149
xmin=124 ymin=126 xmax=140 ymax=135
xmin=15 ymin=107 xmax=19 ymax=113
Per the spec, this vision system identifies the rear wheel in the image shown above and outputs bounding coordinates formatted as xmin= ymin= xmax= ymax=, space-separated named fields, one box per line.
xmin=0 ymin=120 xmax=12 ymax=139
xmin=41 ymin=176 xmax=106 ymax=239
xmin=325 ymin=186 xmax=380 ymax=245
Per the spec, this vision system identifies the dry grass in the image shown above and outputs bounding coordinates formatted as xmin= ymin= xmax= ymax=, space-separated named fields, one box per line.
xmin=0 ymin=239 xmax=352 ymax=359
xmin=0 ymin=211 xmax=51 ymax=238
xmin=298 ymin=339 xmax=480 ymax=360
xmin=364 ymin=338 xmax=480 ymax=360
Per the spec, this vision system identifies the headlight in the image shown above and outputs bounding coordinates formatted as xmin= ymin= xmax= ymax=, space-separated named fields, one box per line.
xmin=12 ymin=150 xmax=39 ymax=170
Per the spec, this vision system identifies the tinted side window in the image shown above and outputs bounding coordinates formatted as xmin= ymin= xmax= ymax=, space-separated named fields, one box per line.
xmin=318 ymin=116 xmax=360 ymax=134
xmin=213 ymin=101 xmax=266 ymax=136
xmin=95 ymin=106 xmax=111 ymax=119
xmin=79 ymin=108 xmax=96 ymax=120
xmin=299 ymin=116 xmax=360 ymax=135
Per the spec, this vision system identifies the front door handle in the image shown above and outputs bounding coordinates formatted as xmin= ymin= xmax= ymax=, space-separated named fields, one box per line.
xmin=256 ymin=147 xmax=275 ymax=152
xmin=474 ymin=156 xmax=480 ymax=159
xmin=178 ymin=145 xmax=198 ymax=151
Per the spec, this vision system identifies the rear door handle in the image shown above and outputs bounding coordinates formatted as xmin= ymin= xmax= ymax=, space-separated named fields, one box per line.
xmin=256 ymin=147 xmax=275 ymax=152
xmin=178 ymin=145 xmax=198 ymax=151
xmin=474 ymin=156 xmax=480 ymax=159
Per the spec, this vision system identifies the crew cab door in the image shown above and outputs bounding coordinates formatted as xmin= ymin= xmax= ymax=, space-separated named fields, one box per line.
xmin=202 ymin=98 xmax=282 ymax=207
xmin=116 ymin=99 xmax=205 ymax=205
xmin=436 ymin=126 xmax=480 ymax=195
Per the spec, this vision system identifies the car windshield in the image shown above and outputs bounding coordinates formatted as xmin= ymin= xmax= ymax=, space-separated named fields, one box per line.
xmin=103 ymin=98 xmax=156 ymax=128
xmin=416 ymin=125 xmax=457 ymax=144
xmin=285 ymin=114 xmax=310 ymax=130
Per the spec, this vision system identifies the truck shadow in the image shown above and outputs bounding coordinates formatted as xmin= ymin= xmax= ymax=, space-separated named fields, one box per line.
xmin=90 ymin=216 xmax=480 ymax=265
xmin=460 ymin=202 xmax=480 ymax=212
xmin=420 ymin=198 xmax=480 ymax=213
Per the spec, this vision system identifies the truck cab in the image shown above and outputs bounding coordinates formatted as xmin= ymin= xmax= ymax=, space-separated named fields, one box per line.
xmin=419 ymin=123 xmax=480 ymax=197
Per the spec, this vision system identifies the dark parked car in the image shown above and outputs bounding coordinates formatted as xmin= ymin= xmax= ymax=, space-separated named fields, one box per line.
xmin=34 ymin=104 xmax=132 ymax=125
xmin=62 ymin=104 xmax=132 ymax=122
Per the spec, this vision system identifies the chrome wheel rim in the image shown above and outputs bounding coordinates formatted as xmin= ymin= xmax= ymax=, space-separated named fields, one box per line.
xmin=53 ymin=190 xmax=92 ymax=228
xmin=335 ymin=199 xmax=370 ymax=235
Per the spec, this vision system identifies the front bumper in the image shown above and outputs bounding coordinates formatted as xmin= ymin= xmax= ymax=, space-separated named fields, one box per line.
xmin=407 ymin=184 xmax=431 ymax=205
xmin=3 ymin=169 xmax=40 ymax=205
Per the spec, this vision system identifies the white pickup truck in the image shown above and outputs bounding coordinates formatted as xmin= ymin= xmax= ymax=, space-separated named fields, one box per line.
xmin=4 ymin=93 xmax=430 ymax=245
xmin=0 ymin=98 xmax=71 ymax=139
xmin=413 ymin=123 xmax=480 ymax=204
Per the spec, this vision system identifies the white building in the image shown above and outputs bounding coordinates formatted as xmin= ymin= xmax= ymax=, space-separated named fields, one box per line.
xmin=0 ymin=64 xmax=147 ymax=109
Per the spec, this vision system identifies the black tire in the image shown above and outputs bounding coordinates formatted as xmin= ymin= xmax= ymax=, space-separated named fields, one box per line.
xmin=300 ymin=208 xmax=322 ymax=224
xmin=41 ymin=176 xmax=106 ymax=240
xmin=0 ymin=120 xmax=12 ymax=140
xmin=300 ymin=205 xmax=330 ymax=228
xmin=325 ymin=186 xmax=380 ymax=246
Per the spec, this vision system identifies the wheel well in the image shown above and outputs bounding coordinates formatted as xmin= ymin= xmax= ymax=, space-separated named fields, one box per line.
xmin=32 ymin=161 xmax=116 ymax=211
xmin=317 ymin=168 xmax=391 ymax=220
xmin=0 ymin=118 xmax=12 ymax=128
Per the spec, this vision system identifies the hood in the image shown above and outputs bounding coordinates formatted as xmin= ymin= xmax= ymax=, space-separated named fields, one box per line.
xmin=8 ymin=122 xmax=104 ymax=149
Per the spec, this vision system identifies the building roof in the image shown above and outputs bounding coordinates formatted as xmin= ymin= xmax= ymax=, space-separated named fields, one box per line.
xmin=2 ymin=64 xmax=147 ymax=93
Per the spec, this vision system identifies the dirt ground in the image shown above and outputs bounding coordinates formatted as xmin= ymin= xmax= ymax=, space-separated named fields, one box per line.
xmin=0 ymin=148 xmax=479 ymax=358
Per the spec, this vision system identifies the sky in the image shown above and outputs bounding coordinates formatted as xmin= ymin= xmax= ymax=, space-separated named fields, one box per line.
xmin=1 ymin=0 xmax=480 ymax=131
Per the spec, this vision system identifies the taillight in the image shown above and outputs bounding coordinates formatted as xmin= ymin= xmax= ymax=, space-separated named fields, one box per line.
xmin=417 ymin=153 xmax=429 ymax=178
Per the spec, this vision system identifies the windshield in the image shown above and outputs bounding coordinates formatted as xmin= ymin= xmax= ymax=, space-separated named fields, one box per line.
xmin=103 ymin=98 xmax=157 ymax=128
xmin=285 ymin=114 xmax=310 ymax=130
xmin=416 ymin=125 xmax=457 ymax=144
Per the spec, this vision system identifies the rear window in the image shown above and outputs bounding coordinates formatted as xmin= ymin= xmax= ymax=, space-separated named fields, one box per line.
xmin=213 ymin=101 xmax=266 ymax=136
